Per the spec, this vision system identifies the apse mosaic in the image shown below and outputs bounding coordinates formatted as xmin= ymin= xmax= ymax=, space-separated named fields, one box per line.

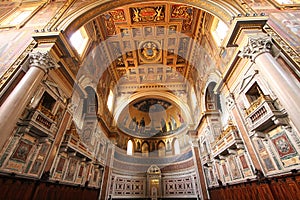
xmin=118 ymin=98 xmax=187 ymax=138
xmin=133 ymin=98 xmax=171 ymax=112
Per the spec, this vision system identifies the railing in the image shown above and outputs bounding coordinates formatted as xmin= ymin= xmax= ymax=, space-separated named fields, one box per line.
xmin=212 ymin=125 xmax=242 ymax=157
xmin=245 ymin=95 xmax=271 ymax=116
xmin=61 ymin=131 xmax=92 ymax=159
xmin=37 ymin=104 xmax=56 ymax=121
xmin=246 ymin=95 xmax=287 ymax=131
xmin=36 ymin=113 xmax=52 ymax=129
xmin=22 ymin=106 xmax=57 ymax=135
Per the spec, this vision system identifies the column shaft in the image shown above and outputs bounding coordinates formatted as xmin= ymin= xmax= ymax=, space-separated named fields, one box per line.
xmin=0 ymin=51 xmax=59 ymax=151
xmin=0 ymin=67 xmax=45 ymax=150
xmin=239 ymin=35 xmax=300 ymax=132
xmin=255 ymin=53 xmax=300 ymax=131
xmin=192 ymin=145 xmax=209 ymax=200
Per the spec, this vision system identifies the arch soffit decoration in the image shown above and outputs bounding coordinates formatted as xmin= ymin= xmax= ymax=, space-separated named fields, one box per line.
xmin=56 ymin=0 xmax=242 ymax=35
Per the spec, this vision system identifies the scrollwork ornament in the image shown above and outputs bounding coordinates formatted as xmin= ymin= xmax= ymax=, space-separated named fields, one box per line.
xmin=239 ymin=36 xmax=273 ymax=61
xmin=29 ymin=51 xmax=60 ymax=73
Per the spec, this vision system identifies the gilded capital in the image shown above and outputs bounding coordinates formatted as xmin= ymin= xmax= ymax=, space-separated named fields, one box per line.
xmin=29 ymin=51 xmax=60 ymax=73
xmin=239 ymin=36 xmax=273 ymax=61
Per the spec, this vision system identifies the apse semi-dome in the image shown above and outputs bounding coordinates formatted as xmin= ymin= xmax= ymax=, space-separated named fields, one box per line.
xmin=117 ymin=97 xmax=187 ymax=138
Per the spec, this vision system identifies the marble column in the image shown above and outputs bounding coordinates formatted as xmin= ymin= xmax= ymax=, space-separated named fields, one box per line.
xmin=191 ymin=139 xmax=209 ymax=200
xmin=0 ymin=51 xmax=59 ymax=151
xmin=100 ymin=146 xmax=114 ymax=200
xmin=239 ymin=35 xmax=300 ymax=132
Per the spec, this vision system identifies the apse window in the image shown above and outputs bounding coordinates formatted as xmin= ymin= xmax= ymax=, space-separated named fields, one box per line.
xmin=174 ymin=139 xmax=180 ymax=155
xmin=127 ymin=140 xmax=133 ymax=155
xmin=107 ymin=90 xmax=114 ymax=112
xmin=70 ymin=27 xmax=89 ymax=55
xmin=211 ymin=18 xmax=228 ymax=46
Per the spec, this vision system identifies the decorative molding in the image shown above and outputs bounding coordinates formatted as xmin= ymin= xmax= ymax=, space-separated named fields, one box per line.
xmin=59 ymin=0 xmax=237 ymax=33
xmin=234 ymin=0 xmax=256 ymax=15
xmin=263 ymin=24 xmax=300 ymax=70
xmin=42 ymin=0 xmax=76 ymax=32
xmin=224 ymin=16 xmax=268 ymax=48
xmin=267 ymin=0 xmax=300 ymax=9
xmin=239 ymin=70 xmax=258 ymax=93
xmin=238 ymin=35 xmax=272 ymax=61
xmin=0 ymin=40 xmax=37 ymax=90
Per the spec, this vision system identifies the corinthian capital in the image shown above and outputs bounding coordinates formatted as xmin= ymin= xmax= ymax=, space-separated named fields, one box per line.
xmin=29 ymin=51 xmax=60 ymax=73
xmin=239 ymin=36 xmax=273 ymax=61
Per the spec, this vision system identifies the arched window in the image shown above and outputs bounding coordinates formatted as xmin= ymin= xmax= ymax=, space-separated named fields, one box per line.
xmin=127 ymin=140 xmax=133 ymax=155
xmin=107 ymin=89 xmax=114 ymax=112
xmin=174 ymin=139 xmax=180 ymax=155
xmin=142 ymin=142 xmax=149 ymax=157
xmin=158 ymin=141 xmax=165 ymax=157
xmin=211 ymin=18 xmax=228 ymax=46
xmin=70 ymin=27 xmax=89 ymax=55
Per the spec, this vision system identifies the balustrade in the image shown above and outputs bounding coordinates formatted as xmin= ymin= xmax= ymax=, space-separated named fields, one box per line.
xmin=246 ymin=95 xmax=288 ymax=131
xmin=212 ymin=125 xmax=242 ymax=158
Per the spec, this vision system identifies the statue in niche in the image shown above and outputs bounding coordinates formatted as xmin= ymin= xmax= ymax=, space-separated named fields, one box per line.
xmin=83 ymin=128 xmax=92 ymax=143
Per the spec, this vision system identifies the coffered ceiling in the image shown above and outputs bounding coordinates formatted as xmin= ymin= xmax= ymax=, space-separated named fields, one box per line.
xmin=70 ymin=2 xmax=217 ymax=136
xmin=88 ymin=3 xmax=207 ymax=89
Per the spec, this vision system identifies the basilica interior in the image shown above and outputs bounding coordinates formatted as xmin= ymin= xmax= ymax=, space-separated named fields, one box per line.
xmin=0 ymin=0 xmax=300 ymax=199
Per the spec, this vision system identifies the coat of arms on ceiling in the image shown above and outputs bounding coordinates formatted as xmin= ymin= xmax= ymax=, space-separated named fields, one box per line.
xmin=138 ymin=40 xmax=162 ymax=63
xmin=130 ymin=6 xmax=165 ymax=23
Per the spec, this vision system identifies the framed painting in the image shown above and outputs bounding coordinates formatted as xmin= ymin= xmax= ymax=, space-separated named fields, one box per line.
xmin=11 ymin=140 xmax=33 ymax=163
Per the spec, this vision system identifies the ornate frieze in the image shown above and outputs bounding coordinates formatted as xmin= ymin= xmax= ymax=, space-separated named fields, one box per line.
xmin=29 ymin=51 xmax=60 ymax=73
xmin=238 ymin=36 xmax=272 ymax=61
xmin=0 ymin=41 xmax=37 ymax=90
xmin=263 ymin=24 xmax=300 ymax=68
xmin=130 ymin=6 xmax=165 ymax=23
